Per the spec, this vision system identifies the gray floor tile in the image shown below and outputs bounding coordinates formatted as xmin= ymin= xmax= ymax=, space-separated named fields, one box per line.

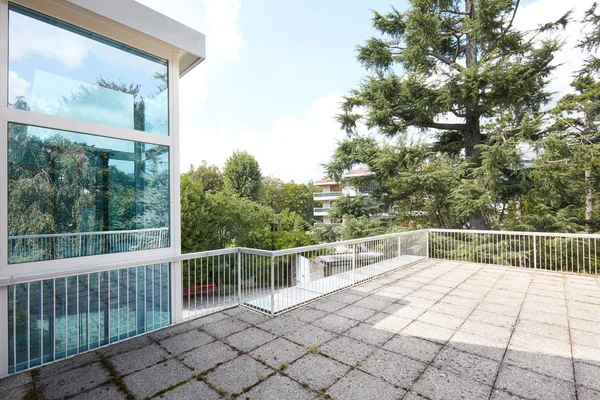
xmin=34 ymin=351 xmax=100 ymax=381
xmin=432 ymin=346 xmax=500 ymax=386
xmin=411 ymin=366 xmax=492 ymax=400
xmin=320 ymin=336 xmax=376 ymax=366
xmin=344 ymin=323 xmax=395 ymax=346
xmin=313 ymin=313 xmax=360 ymax=334
xmin=335 ymin=305 xmax=378 ymax=321
xmin=504 ymin=347 xmax=574 ymax=381
xmin=284 ymin=324 xmax=337 ymax=348
xmin=37 ymin=362 xmax=111 ymax=400
xmin=178 ymin=340 xmax=239 ymax=374
xmin=285 ymin=353 xmax=350 ymax=391
xmin=97 ymin=335 xmax=154 ymax=358
xmin=402 ymin=321 xmax=455 ymax=344
xmin=575 ymin=361 xmax=600 ymax=392
xmin=159 ymin=329 xmax=215 ymax=356
xmin=577 ymin=385 xmax=600 ymax=400
xmin=241 ymin=374 xmax=314 ymax=400
xmin=201 ymin=317 xmax=250 ymax=339
xmin=123 ymin=359 xmax=194 ymax=399
xmin=327 ymin=369 xmax=405 ymax=400
xmin=257 ymin=314 xmax=306 ymax=336
xmin=360 ymin=348 xmax=426 ymax=390
xmin=158 ymin=379 xmax=221 ymax=400
xmin=109 ymin=343 xmax=170 ymax=376
xmin=495 ymin=364 xmax=576 ymax=400
xmin=205 ymin=355 xmax=273 ymax=395
xmin=70 ymin=383 xmax=127 ymax=400
xmin=249 ymin=337 xmax=308 ymax=369
xmin=224 ymin=327 xmax=277 ymax=352
xmin=383 ymin=334 xmax=443 ymax=364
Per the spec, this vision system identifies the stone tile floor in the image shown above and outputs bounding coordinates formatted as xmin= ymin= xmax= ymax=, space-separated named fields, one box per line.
xmin=3 ymin=259 xmax=600 ymax=400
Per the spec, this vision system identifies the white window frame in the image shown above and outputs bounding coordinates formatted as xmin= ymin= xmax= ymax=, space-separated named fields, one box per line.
xmin=0 ymin=0 xmax=183 ymax=279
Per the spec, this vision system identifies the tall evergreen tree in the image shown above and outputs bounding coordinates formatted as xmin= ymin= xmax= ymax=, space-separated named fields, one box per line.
xmin=337 ymin=0 xmax=567 ymax=229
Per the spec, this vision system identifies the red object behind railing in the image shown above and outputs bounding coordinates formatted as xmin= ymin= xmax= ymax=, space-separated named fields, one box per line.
xmin=183 ymin=284 xmax=216 ymax=296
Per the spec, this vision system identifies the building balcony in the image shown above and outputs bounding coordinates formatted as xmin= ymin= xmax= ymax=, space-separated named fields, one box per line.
xmin=3 ymin=229 xmax=600 ymax=399
xmin=313 ymin=207 xmax=331 ymax=216
xmin=313 ymin=191 xmax=343 ymax=200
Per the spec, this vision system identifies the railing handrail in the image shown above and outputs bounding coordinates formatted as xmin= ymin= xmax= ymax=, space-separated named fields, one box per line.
xmin=4 ymin=227 xmax=600 ymax=286
xmin=271 ymin=230 xmax=428 ymax=257
xmin=430 ymin=228 xmax=600 ymax=240
xmin=8 ymin=227 xmax=169 ymax=240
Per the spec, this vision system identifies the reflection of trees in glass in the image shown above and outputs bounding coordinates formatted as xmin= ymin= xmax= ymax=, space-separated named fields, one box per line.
xmin=8 ymin=117 xmax=169 ymax=255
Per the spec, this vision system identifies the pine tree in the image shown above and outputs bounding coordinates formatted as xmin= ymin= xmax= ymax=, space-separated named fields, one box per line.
xmin=338 ymin=0 xmax=568 ymax=229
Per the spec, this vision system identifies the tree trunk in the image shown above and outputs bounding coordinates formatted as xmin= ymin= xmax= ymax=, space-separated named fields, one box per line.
xmin=585 ymin=169 xmax=592 ymax=232
xmin=515 ymin=197 xmax=522 ymax=222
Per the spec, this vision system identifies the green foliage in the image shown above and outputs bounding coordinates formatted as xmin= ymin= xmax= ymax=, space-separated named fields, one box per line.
xmin=328 ymin=195 xmax=380 ymax=220
xmin=338 ymin=0 xmax=566 ymax=229
xmin=223 ymin=151 xmax=262 ymax=201
xmin=184 ymin=161 xmax=223 ymax=192
xmin=181 ymin=152 xmax=317 ymax=253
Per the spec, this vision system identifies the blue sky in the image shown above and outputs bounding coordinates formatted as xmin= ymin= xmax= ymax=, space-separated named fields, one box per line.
xmin=137 ymin=0 xmax=590 ymax=183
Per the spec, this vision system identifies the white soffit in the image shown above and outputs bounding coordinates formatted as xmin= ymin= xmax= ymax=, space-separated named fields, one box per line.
xmin=65 ymin=0 xmax=206 ymax=76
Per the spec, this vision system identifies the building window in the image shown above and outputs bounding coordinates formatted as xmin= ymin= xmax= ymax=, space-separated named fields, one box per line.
xmin=8 ymin=123 xmax=170 ymax=264
xmin=8 ymin=3 xmax=169 ymax=135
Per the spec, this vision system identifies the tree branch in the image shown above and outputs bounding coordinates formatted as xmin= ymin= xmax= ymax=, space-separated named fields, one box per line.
xmin=439 ymin=9 xmax=469 ymax=16
xmin=427 ymin=51 xmax=464 ymax=70
xmin=423 ymin=122 xmax=469 ymax=130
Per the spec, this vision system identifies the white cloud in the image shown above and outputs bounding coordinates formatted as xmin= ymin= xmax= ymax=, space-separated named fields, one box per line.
xmin=8 ymin=71 xmax=30 ymax=102
xmin=9 ymin=11 xmax=89 ymax=69
xmin=180 ymin=93 xmax=347 ymax=183
xmin=202 ymin=0 xmax=243 ymax=62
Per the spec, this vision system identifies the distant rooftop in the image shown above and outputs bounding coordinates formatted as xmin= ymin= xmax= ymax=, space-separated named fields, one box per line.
xmin=315 ymin=168 xmax=372 ymax=185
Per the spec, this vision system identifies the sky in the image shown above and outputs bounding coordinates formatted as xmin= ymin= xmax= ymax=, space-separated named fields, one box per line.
xmin=136 ymin=0 xmax=595 ymax=184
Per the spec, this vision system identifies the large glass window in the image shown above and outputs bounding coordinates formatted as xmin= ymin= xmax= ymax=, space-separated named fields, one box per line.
xmin=8 ymin=123 xmax=170 ymax=263
xmin=8 ymin=3 xmax=169 ymax=135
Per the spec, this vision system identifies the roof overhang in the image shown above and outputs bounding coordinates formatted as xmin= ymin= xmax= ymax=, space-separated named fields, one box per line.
xmin=65 ymin=0 xmax=206 ymax=77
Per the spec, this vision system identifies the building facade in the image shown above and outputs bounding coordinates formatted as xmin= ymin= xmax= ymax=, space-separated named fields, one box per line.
xmin=0 ymin=0 xmax=205 ymax=376
xmin=313 ymin=168 xmax=373 ymax=224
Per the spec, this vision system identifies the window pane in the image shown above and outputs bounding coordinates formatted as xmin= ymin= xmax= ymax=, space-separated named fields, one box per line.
xmin=8 ymin=3 xmax=169 ymax=135
xmin=8 ymin=123 xmax=170 ymax=264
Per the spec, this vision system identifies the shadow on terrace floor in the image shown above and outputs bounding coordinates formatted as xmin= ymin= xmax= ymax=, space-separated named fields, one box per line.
xmin=2 ymin=259 xmax=600 ymax=400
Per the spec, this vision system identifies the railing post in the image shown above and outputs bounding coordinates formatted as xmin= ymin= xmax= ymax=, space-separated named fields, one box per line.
xmin=0 ymin=286 xmax=8 ymax=378
xmin=270 ymin=257 xmax=275 ymax=317
xmin=237 ymin=251 xmax=242 ymax=304
xmin=170 ymin=261 xmax=183 ymax=324
xmin=425 ymin=230 xmax=429 ymax=258
xmin=533 ymin=234 xmax=538 ymax=269
xmin=398 ymin=235 xmax=402 ymax=259
xmin=351 ymin=244 xmax=356 ymax=285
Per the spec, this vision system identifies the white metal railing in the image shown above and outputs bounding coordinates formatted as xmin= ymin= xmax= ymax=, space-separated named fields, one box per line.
xmin=313 ymin=191 xmax=342 ymax=199
xmin=8 ymin=228 xmax=169 ymax=263
xmin=5 ymin=227 xmax=600 ymax=376
xmin=2 ymin=230 xmax=428 ymax=375
xmin=180 ymin=230 xmax=428 ymax=318
xmin=429 ymin=229 xmax=600 ymax=274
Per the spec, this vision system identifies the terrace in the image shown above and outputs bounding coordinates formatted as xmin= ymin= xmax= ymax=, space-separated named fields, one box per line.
xmin=2 ymin=229 xmax=600 ymax=400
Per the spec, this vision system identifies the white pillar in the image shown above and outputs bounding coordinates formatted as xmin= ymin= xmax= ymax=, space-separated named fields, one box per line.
xmin=0 ymin=286 xmax=9 ymax=377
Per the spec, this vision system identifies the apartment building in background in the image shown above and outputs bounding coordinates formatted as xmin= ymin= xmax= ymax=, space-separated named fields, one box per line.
xmin=313 ymin=168 xmax=373 ymax=224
